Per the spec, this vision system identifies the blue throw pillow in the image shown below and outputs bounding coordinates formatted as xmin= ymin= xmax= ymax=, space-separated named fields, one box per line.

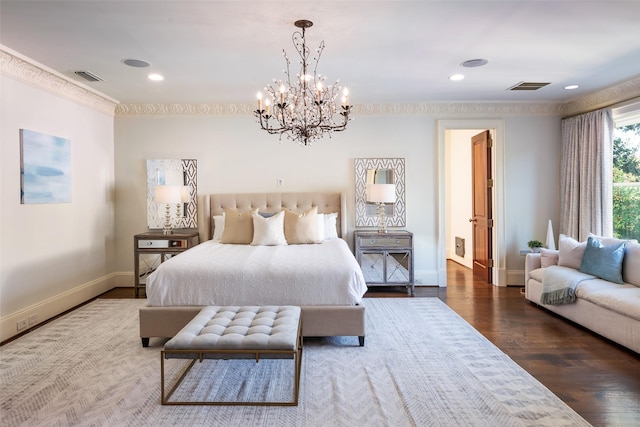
xmin=579 ymin=236 xmax=626 ymax=283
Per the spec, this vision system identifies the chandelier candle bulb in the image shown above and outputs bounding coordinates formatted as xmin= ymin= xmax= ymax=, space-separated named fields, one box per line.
xmin=257 ymin=92 xmax=262 ymax=110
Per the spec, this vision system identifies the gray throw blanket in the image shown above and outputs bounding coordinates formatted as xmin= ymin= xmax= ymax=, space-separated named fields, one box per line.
xmin=541 ymin=266 xmax=595 ymax=305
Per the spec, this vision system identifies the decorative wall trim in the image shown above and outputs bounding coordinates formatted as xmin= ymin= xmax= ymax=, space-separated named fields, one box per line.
xmin=5 ymin=43 xmax=638 ymax=119
xmin=116 ymin=101 xmax=567 ymax=117
xmin=561 ymin=75 xmax=640 ymax=117
xmin=0 ymin=45 xmax=118 ymax=116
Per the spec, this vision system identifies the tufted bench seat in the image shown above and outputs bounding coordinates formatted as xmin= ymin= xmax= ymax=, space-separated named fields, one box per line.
xmin=160 ymin=305 xmax=302 ymax=406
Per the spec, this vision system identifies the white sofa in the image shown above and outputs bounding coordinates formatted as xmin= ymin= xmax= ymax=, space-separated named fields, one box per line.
xmin=524 ymin=234 xmax=640 ymax=354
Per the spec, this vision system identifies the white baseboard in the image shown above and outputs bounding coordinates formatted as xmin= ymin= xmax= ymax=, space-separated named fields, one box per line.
xmin=507 ymin=269 xmax=525 ymax=287
xmin=0 ymin=273 xmax=117 ymax=343
xmin=114 ymin=272 xmax=134 ymax=287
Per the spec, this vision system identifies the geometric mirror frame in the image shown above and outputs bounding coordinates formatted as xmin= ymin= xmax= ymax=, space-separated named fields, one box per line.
xmin=146 ymin=159 xmax=197 ymax=229
xmin=355 ymin=157 xmax=406 ymax=227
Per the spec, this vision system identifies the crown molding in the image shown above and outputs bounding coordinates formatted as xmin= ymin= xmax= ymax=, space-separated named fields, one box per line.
xmin=115 ymin=101 xmax=566 ymax=116
xmin=0 ymin=45 xmax=118 ymax=116
xmin=561 ymin=75 xmax=640 ymax=117
xmin=3 ymin=44 xmax=638 ymax=119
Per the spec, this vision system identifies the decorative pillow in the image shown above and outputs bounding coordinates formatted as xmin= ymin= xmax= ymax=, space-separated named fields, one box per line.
xmin=284 ymin=207 xmax=321 ymax=244
xmin=579 ymin=236 xmax=626 ymax=284
xmin=212 ymin=214 xmax=225 ymax=241
xmin=623 ymin=241 xmax=640 ymax=286
xmin=258 ymin=212 xmax=276 ymax=218
xmin=558 ymin=234 xmax=587 ymax=270
xmin=539 ymin=248 xmax=559 ymax=268
xmin=323 ymin=212 xmax=339 ymax=239
xmin=316 ymin=213 xmax=326 ymax=241
xmin=251 ymin=211 xmax=286 ymax=246
xmin=221 ymin=208 xmax=257 ymax=244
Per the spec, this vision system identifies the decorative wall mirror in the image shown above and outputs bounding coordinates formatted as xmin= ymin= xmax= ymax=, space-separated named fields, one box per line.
xmin=146 ymin=159 xmax=197 ymax=229
xmin=355 ymin=158 xmax=406 ymax=227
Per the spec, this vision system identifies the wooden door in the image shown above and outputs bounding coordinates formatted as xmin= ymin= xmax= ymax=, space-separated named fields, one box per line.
xmin=471 ymin=130 xmax=493 ymax=282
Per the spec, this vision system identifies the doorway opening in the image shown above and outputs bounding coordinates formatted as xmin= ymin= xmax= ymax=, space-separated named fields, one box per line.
xmin=437 ymin=119 xmax=506 ymax=287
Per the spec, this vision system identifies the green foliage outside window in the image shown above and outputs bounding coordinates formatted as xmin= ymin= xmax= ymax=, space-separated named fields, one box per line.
xmin=613 ymin=124 xmax=640 ymax=239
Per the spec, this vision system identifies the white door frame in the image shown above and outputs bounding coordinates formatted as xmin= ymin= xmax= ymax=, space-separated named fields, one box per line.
xmin=436 ymin=119 xmax=507 ymax=287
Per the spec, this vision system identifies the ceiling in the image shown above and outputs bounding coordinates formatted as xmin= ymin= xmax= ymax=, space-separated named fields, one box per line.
xmin=2 ymin=1 xmax=640 ymax=106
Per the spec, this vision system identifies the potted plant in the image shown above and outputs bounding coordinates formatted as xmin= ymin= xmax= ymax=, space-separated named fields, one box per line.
xmin=528 ymin=240 xmax=543 ymax=253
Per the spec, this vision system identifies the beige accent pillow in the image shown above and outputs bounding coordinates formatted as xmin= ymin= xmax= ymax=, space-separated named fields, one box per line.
xmin=251 ymin=210 xmax=287 ymax=246
xmin=623 ymin=241 xmax=640 ymax=286
xmin=221 ymin=208 xmax=257 ymax=244
xmin=284 ymin=207 xmax=321 ymax=244
xmin=558 ymin=234 xmax=586 ymax=270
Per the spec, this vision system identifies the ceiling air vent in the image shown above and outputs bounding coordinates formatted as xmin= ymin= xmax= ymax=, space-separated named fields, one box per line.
xmin=507 ymin=81 xmax=550 ymax=91
xmin=73 ymin=70 xmax=103 ymax=82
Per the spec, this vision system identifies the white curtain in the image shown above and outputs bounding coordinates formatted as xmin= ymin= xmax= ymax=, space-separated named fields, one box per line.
xmin=560 ymin=108 xmax=614 ymax=241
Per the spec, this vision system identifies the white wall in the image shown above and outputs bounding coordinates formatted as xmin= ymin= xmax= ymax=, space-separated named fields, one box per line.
xmin=114 ymin=111 xmax=562 ymax=287
xmin=114 ymin=114 xmax=439 ymax=283
xmin=0 ymin=71 xmax=116 ymax=341
xmin=445 ymin=129 xmax=478 ymax=269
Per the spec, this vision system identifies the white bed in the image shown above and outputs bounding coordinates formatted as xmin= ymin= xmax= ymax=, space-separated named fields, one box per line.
xmin=139 ymin=192 xmax=368 ymax=347
xmin=147 ymin=239 xmax=366 ymax=307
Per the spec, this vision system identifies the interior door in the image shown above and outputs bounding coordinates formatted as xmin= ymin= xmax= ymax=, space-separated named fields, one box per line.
xmin=470 ymin=130 xmax=493 ymax=283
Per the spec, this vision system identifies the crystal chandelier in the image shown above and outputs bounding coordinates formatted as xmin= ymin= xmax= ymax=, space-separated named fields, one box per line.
xmin=254 ymin=20 xmax=352 ymax=146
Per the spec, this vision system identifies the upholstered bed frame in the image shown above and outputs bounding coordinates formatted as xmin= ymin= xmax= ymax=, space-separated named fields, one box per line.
xmin=139 ymin=192 xmax=366 ymax=346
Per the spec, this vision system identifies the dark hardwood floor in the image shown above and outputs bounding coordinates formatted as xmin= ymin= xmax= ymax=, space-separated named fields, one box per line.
xmin=92 ymin=261 xmax=640 ymax=426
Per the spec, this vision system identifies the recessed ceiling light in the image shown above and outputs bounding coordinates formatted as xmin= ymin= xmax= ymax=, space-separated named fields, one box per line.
xmin=148 ymin=73 xmax=164 ymax=81
xmin=449 ymin=74 xmax=465 ymax=81
xmin=122 ymin=59 xmax=151 ymax=68
xmin=564 ymin=84 xmax=579 ymax=90
xmin=461 ymin=59 xmax=488 ymax=68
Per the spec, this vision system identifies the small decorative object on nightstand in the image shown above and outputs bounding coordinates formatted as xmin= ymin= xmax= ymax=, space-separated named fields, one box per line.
xmin=133 ymin=229 xmax=199 ymax=298
xmin=354 ymin=230 xmax=414 ymax=295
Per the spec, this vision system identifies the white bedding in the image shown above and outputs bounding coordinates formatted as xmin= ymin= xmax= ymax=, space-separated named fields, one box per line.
xmin=146 ymin=238 xmax=368 ymax=307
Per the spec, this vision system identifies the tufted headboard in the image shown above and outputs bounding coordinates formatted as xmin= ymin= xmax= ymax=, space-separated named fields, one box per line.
xmin=197 ymin=192 xmax=347 ymax=242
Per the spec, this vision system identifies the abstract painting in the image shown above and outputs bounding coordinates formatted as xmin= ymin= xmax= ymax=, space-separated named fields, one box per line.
xmin=20 ymin=129 xmax=71 ymax=204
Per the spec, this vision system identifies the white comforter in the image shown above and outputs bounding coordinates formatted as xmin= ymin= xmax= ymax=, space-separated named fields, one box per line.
xmin=146 ymin=238 xmax=367 ymax=307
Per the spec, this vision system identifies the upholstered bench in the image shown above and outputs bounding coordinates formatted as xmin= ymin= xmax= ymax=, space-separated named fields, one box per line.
xmin=160 ymin=305 xmax=302 ymax=406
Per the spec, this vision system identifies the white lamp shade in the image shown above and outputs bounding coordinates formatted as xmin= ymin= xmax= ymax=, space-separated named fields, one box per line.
xmin=180 ymin=185 xmax=192 ymax=203
xmin=366 ymin=183 xmax=396 ymax=203
xmin=154 ymin=185 xmax=182 ymax=204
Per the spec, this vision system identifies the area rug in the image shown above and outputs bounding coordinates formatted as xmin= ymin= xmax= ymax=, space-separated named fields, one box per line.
xmin=0 ymin=298 xmax=590 ymax=426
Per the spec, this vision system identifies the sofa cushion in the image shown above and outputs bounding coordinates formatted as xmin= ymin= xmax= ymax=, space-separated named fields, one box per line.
xmin=623 ymin=241 xmax=640 ymax=287
xmin=529 ymin=268 xmax=544 ymax=282
xmin=579 ymin=236 xmax=626 ymax=284
xmin=575 ymin=279 xmax=640 ymax=321
xmin=558 ymin=234 xmax=587 ymax=270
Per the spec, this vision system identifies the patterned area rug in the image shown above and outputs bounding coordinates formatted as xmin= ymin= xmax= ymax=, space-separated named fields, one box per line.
xmin=0 ymin=298 xmax=590 ymax=426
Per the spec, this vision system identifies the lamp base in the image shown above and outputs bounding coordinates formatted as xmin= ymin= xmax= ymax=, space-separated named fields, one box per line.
xmin=163 ymin=204 xmax=173 ymax=235
xmin=376 ymin=202 xmax=388 ymax=233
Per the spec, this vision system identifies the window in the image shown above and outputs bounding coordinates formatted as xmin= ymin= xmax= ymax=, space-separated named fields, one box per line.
xmin=613 ymin=102 xmax=640 ymax=239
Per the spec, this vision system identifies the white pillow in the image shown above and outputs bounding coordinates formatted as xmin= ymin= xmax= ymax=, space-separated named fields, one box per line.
xmin=317 ymin=213 xmax=326 ymax=241
xmin=558 ymin=234 xmax=587 ymax=270
xmin=212 ymin=214 xmax=225 ymax=241
xmin=323 ymin=212 xmax=339 ymax=239
xmin=251 ymin=210 xmax=287 ymax=246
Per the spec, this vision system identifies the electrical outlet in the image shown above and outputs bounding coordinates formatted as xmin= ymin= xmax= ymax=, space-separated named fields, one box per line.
xmin=277 ymin=178 xmax=284 ymax=187
xmin=28 ymin=314 xmax=38 ymax=325
xmin=17 ymin=319 xmax=28 ymax=331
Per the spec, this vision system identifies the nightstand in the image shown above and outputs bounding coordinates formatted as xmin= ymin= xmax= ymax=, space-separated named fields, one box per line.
xmin=354 ymin=230 xmax=414 ymax=295
xmin=133 ymin=229 xmax=199 ymax=298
